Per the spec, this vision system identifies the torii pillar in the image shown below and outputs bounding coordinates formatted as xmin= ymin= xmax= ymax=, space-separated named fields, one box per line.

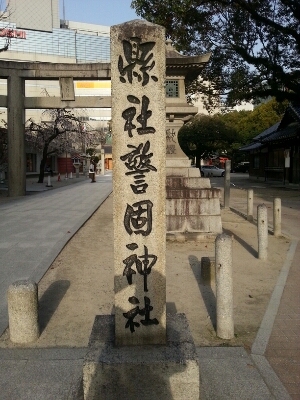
xmin=7 ymin=73 xmax=26 ymax=197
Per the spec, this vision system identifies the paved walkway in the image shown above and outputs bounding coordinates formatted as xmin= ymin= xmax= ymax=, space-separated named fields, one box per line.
xmin=0 ymin=173 xmax=299 ymax=399
xmin=264 ymin=241 xmax=300 ymax=399
xmin=0 ymin=172 xmax=113 ymax=336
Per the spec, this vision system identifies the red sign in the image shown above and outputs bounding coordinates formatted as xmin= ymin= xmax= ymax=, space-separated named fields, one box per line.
xmin=0 ymin=29 xmax=26 ymax=39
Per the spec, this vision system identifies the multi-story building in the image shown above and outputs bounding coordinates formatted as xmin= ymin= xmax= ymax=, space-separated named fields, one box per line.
xmin=0 ymin=0 xmax=210 ymax=179
xmin=0 ymin=0 xmax=112 ymax=173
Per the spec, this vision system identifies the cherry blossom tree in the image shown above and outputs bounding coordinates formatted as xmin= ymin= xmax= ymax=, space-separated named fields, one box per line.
xmin=25 ymin=108 xmax=104 ymax=183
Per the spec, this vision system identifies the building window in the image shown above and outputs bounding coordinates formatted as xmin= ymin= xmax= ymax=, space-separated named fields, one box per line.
xmin=26 ymin=153 xmax=36 ymax=172
xmin=254 ymin=155 xmax=259 ymax=169
xmin=165 ymin=80 xmax=179 ymax=97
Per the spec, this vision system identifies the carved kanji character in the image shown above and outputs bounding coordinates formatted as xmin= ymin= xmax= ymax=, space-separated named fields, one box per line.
xmin=118 ymin=37 xmax=158 ymax=85
xmin=124 ymin=200 xmax=153 ymax=236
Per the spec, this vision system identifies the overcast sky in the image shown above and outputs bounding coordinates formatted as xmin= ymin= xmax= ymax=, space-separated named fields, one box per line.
xmin=60 ymin=0 xmax=140 ymax=26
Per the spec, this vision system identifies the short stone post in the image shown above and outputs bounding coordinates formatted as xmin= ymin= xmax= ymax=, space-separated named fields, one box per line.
xmin=224 ymin=160 xmax=231 ymax=208
xmin=7 ymin=280 xmax=39 ymax=343
xmin=247 ymin=189 xmax=253 ymax=221
xmin=273 ymin=198 xmax=281 ymax=237
xmin=101 ymin=148 xmax=105 ymax=175
xmin=257 ymin=204 xmax=268 ymax=260
xmin=46 ymin=174 xmax=53 ymax=188
xmin=215 ymin=233 xmax=234 ymax=339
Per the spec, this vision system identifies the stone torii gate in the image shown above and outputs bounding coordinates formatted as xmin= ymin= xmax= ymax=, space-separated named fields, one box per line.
xmin=0 ymin=46 xmax=209 ymax=197
xmin=0 ymin=60 xmax=111 ymax=197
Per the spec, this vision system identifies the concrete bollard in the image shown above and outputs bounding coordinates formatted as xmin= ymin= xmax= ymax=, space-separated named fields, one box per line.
xmin=101 ymin=149 xmax=105 ymax=175
xmin=257 ymin=204 xmax=268 ymax=260
xmin=7 ymin=280 xmax=39 ymax=343
xmin=273 ymin=198 xmax=281 ymax=237
xmin=201 ymin=257 xmax=215 ymax=285
xmin=215 ymin=234 xmax=234 ymax=339
xmin=46 ymin=175 xmax=53 ymax=188
xmin=223 ymin=160 xmax=231 ymax=208
xmin=247 ymin=189 xmax=254 ymax=221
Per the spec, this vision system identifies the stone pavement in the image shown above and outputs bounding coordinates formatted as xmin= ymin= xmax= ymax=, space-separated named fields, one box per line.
xmin=263 ymin=241 xmax=300 ymax=399
xmin=0 ymin=172 xmax=113 ymax=336
xmin=0 ymin=173 xmax=299 ymax=399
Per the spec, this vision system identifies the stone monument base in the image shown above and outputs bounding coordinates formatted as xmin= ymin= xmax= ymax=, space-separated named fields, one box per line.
xmin=83 ymin=314 xmax=200 ymax=400
xmin=166 ymin=176 xmax=222 ymax=240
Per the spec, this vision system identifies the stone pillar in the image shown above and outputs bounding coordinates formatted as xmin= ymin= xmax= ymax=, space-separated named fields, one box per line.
xmin=257 ymin=204 xmax=268 ymax=260
xmin=7 ymin=280 xmax=39 ymax=343
xmin=101 ymin=148 xmax=105 ymax=175
xmin=224 ymin=160 xmax=231 ymax=208
xmin=7 ymin=73 xmax=26 ymax=197
xmin=215 ymin=233 xmax=234 ymax=339
xmin=83 ymin=21 xmax=200 ymax=400
xmin=247 ymin=189 xmax=254 ymax=221
xmin=111 ymin=20 xmax=166 ymax=346
xmin=273 ymin=198 xmax=281 ymax=237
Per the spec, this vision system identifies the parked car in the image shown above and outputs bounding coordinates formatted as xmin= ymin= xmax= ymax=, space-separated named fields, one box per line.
xmin=200 ymin=165 xmax=225 ymax=177
xmin=233 ymin=162 xmax=249 ymax=173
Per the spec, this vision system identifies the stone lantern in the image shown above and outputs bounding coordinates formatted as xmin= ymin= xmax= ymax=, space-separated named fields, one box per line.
xmin=72 ymin=156 xmax=81 ymax=178
xmin=165 ymin=39 xmax=210 ymax=176
xmin=86 ymin=154 xmax=91 ymax=177
xmin=165 ymin=40 xmax=222 ymax=240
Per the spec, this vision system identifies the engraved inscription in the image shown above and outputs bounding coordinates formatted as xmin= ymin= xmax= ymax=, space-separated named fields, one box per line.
xmin=118 ymin=37 xmax=158 ymax=85
xmin=124 ymin=200 xmax=153 ymax=236
xmin=166 ymin=145 xmax=176 ymax=154
xmin=120 ymin=141 xmax=157 ymax=194
xmin=122 ymin=95 xmax=156 ymax=137
xmin=123 ymin=296 xmax=159 ymax=333
xmin=123 ymin=244 xmax=157 ymax=292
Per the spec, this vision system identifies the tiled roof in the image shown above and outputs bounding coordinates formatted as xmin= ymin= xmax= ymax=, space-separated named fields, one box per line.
xmin=289 ymin=103 xmax=300 ymax=121
xmin=239 ymin=142 xmax=262 ymax=151
xmin=262 ymin=122 xmax=299 ymax=143
xmin=252 ymin=122 xmax=280 ymax=141
xmin=239 ymin=103 xmax=300 ymax=151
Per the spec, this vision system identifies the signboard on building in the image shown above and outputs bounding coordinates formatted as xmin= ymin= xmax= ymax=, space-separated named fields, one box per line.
xmin=0 ymin=29 xmax=26 ymax=39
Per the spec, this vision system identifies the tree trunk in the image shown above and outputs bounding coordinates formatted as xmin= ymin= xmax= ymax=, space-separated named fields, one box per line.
xmin=38 ymin=159 xmax=46 ymax=183
xmin=38 ymin=144 xmax=49 ymax=183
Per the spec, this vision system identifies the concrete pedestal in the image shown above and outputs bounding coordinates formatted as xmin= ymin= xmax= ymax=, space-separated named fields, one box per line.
xmin=83 ymin=314 xmax=200 ymax=400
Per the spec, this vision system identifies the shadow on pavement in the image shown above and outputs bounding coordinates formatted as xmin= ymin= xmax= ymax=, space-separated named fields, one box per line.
xmin=188 ymin=254 xmax=216 ymax=331
xmin=223 ymin=228 xmax=258 ymax=258
xmin=38 ymin=280 xmax=70 ymax=334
